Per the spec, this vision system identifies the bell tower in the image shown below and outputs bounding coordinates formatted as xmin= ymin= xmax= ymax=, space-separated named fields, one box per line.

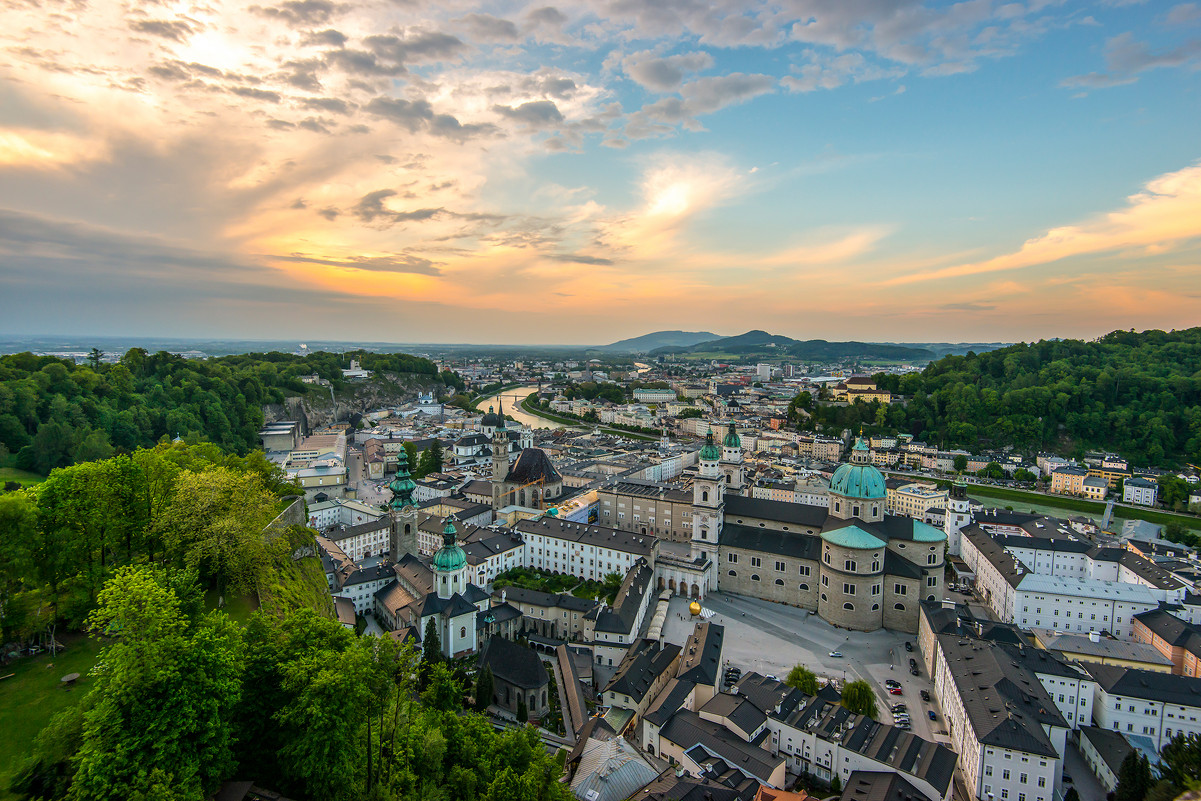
xmin=720 ymin=422 xmax=744 ymax=493
xmin=944 ymin=481 xmax=971 ymax=556
xmin=691 ymin=430 xmax=725 ymax=563
xmin=388 ymin=444 xmax=419 ymax=558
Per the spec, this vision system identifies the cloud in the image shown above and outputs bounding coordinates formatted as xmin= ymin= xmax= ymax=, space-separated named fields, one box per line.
xmin=302 ymin=28 xmax=348 ymax=47
xmin=251 ymin=0 xmax=344 ymax=27
xmin=548 ymin=253 xmax=613 ymax=265
xmin=940 ymin=302 xmax=997 ymax=312
xmin=273 ymin=252 xmax=441 ymax=274
xmin=364 ymin=96 xmax=434 ymax=130
xmin=884 ymin=161 xmax=1201 ymax=285
xmin=1062 ymin=31 xmax=1201 ymax=89
xmin=1164 ymin=3 xmax=1201 ymax=25
xmin=457 ymin=13 xmax=521 ymax=42
xmin=621 ymin=50 xmax=714 ymax=91
xmin=624 ymin=73 xmax=773 ymax=137
xmin=1058 ymin=72 xmax=1138 ymax=89
xmin=128 ymin=19 xmax=197 ymax=43
xmin=301 ymin=97 xmax=353 ymax=115
xmin=493 ymin=100 xmax=564 ymax=127
xmin=351 ymin=190 xmax=444 ymax=225
xmin=363 ymin=31 xmax=466 ymax=64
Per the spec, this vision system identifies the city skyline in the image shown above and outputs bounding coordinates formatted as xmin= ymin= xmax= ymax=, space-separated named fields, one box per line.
xmin=2 ymin=0 xmax=1200 ymax=344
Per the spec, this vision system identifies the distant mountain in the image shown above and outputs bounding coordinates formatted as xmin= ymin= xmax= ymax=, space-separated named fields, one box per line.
xmin=594 ymin=330 xmax=720 ymax=353
xmin=649 ymin=330 xmax=934 ymax=362
xmin=890 ymin=342 xmax=1012 ymax=359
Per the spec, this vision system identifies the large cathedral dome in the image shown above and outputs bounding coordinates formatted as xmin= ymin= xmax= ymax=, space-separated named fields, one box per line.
xmin=830 ymin=462 xmax=887 ymax=500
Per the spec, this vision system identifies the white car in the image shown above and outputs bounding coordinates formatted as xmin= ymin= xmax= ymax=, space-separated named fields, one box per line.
xmin=828 ymin=651 xmax=843 ymax=658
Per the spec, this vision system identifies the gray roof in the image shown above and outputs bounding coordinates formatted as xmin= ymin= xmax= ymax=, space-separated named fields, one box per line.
xmin=1080 ymin=726 xmax=1135 ymax=775
xmin=676 ymin=622 xmax=725 ymax=687
xmin=719 ymin=522 xmax=822 ymax=559
xmin=605 ymin=640 xmax=681 ymax=704
xmin=594 ymin=559 xmax=655 ymax=635
xmin=1085 ymin=662 xmax=1201 ymax=707
xmin=937 ymin=634 xmax=1067 ymax=757
xmin=495 ymin=584 xmax=599 ymax=613
xmin=658 ymin=710 xmax=783 ymax=785
xmin=839 ymin=771 xmax=929 ymax=801
xmin=699 ymin=693 xmax=767 ymax=735
xmin=516 ymin=517 xmax=654 ymax=557
xmin=327 ymin=518 xmax=390 ymax=542
xmin=479 ymin=636 xmax=549 ymax=690
xmin=570 ymin=736 xmax=660 ymax=801
xmin=723 ymin=494 xmax=828 ymax=528
xmin=644 ymin=678 xmax=697 ymax=727
xmin=507 ymin=447 xmax=562 ymax=485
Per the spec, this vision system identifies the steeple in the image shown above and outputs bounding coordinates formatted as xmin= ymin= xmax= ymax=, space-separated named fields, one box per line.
xmin=389 ymin=443 xmax=417 ymax=509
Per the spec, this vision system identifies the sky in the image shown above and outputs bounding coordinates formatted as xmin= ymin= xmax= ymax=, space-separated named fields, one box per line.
xmin=1 ymin=0 xmax=1200 ymax=346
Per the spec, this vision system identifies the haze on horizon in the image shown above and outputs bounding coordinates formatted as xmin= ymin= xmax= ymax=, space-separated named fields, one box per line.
xmin=2 ymin=0 xmax=1200 ymax=346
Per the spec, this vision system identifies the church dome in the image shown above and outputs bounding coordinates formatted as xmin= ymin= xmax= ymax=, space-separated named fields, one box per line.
xmin=432 ymin=520 xmax=467 ymax=572
xmin=481 ymin=405 xmax=504 ymax=428
xmin=830 ymin=462 xmax=887 ymax=500
xmin=699 ymin=431 xmax=721 ymax=461
xmin=722 ymin=423 xmax=741 ymax=448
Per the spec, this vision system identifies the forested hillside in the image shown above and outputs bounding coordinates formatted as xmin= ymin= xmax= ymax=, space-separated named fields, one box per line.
xmin=805 ymin=328 xmax=1201 ymax=465
xmin=0 ymin=349 xmax=461 ymax=475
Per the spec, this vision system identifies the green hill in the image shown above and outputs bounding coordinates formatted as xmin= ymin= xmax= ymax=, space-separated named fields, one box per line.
xmin=650 ymin=330 xmax=934 ymax=362
xmin=594 ymin=330 xmax=719 ymax=353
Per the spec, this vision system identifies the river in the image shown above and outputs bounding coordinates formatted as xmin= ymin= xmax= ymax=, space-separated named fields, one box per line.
xmin=473 ymin=386 xmax=557 ymax=430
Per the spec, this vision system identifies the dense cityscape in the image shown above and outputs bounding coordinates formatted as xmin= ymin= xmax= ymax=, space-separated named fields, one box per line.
xmin=4 ymin=0 xmax=1201 ymax=799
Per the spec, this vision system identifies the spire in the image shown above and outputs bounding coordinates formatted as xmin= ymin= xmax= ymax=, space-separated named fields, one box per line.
xmin=388 ymin=443 xmax=418 ymax=509
xmin=441 ymin=518 xmax=458 ymax=548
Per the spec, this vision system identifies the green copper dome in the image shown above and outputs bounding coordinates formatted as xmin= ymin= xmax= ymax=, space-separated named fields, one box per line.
xmin=432 ymin=520 xmax=466 ymax=572
xmin=722 ymin=423 xmax=741 ymax=449
xmin=830 ymin=462 xmax=887 ymax=500
xmin=821 ymin=524 xmax=886 ymax=551
xmin=699 ymin=431 xmax=721 ymax=461
xmin=912 ymin=520 xmax=948 ymax=543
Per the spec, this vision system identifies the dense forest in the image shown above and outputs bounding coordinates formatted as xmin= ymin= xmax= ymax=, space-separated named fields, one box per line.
xmin=800 ymin=328 xmax=1201 ymax=466
xmin=0 ymin=349 xmax=462 ymax=475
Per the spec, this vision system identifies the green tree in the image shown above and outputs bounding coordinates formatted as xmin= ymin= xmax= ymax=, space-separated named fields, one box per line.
xmin=1115 ymin=751 xmax=1152 ymax=801
xmin=830 ymin=773 xmax=842 ymax=793
xmin=785 ymin=665 xmax=819 ymax=695
xmin=421 ymin=617 xmax=442 ymax=688
xmin=69 ymin=566 xmax=245 ymax=801
xmin=841 ymin=680 xmax=877 ymax=718
xmin=423 ymin=662 xmax=462 ymax=712
xmin=156 ymin=467 xmax=276 ymax=597
xmin=475 ymin=665 xmax=495 ymax=711
xmin=0 ymin=492 xmax=35 ymax=636
xmin=953 ymin=454 xmax=968 ymax=473
xmin=1157 ymin=732 xmax=1201 ymax=793
xmin=516 ymin=694 xmax=528 ymax=723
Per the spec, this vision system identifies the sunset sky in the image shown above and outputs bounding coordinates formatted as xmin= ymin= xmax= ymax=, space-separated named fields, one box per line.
xmin=1 ymin=0 xmax=1200 ymax=345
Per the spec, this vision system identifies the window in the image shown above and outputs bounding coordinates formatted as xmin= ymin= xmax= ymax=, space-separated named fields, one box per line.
xmin=821 ymin=593 xmax=827 ymax=601
xmin=824 ymin=552 xmax=831 ymax=564
xmin=799 ymin=565 xmax=811 ymax=576
xmin=927 ymin=553 xmax=938 ymax=565
xmin=460 ymin=627 xmax=466 ymax=638
xmin=871 ymin=584 xmax=880 ymax=596
xmin=822 ymin=575 xmax=829 ymax=587
xmin=895 ymin=603 xmax=905 ymax=611
xmin=800 ymin=583 xmax=810 ymax=591
xmin=775 ymin=561 xmax=786 ymax=572
xmin=985 ymin=767 xmax=992 ymax=777
xmin=927 ymin=576 xmax=937 ymax=587
xmin=843 ymin=583 xmax=856 ymax=595
xmin=728 ymin=570 xmax=737 ymax=577
xmin=751 ymin=557 xmax=762 ymax=568
xmin=728 ymin=553 xmax=738 ymax=563
xmin=845 ymin=560 xmax=857 ymax=572
xmin=895 ymin=584 xmax=907 ymax=595
xmin=1020 ymin=773 xmax=1027 ymax=784
xmin=775 ymin=579 xmax=784 ymax=586
xmin=752 ymin=574 xmax=760 ymax=582
xmin=844 ymin=602 xmax=854 ymax=610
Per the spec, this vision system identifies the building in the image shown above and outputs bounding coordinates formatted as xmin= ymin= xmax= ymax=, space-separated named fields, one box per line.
xmin=1049 ymin=466 xmax=1088 ymax=496
xmin=634 ymin=388 xmax=678 ymax=403
xmin=887 ymin=482 xmax=949 ymax=521
xmin=1123 ymin=477 xmax=1159 ymax=507
xmin=1086 ymin=663 xmax=1201 ymax=750
xmin=1132 ymin=608 xmax=1201 ymax=676
xmin=932 ymin=634 xmax=1068 ymax=801
xmin=1030 ymin=628 xmax=1175 ymax=673
xmin=478 ymin=635 xmax=551 ymax=719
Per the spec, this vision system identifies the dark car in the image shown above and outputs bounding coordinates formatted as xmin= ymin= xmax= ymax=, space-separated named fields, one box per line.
xmin=928 ymin=710 xmax=937 ymax=721
xmin=910 ymin=667 xmax=920 ymax=676
xmin=908 ymin=657 xmax=917 ymax=668
xmin=920 ymin=690 xmax=931 ymax=701
xmin=904 ymin=641 xmax=913 ymax=652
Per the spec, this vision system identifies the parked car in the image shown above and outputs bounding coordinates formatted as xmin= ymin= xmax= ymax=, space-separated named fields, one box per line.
xmin=920 ymin=690 xmax=931 ymax=701
xmin=928 ymin=710 xmax=937 ymax=721
xmin=895 ymin=721 xmax=910 ymax=730
xmin=1063 ymin=774 xmax=1073 ymax=784
xmin=910 ymin=667 xmax=920 ymax=676
xmin=885 ymin=679 xmax=902 ymax=689
xmin=888 ymin=687 xmax=903 ymax=695
xmin=908 ymin=657 xmax=917 ymax=668
xmin=828 ymin=651 xmax=843 ymax=658
xmin=904 ymin=641 xmax=914 ymax=652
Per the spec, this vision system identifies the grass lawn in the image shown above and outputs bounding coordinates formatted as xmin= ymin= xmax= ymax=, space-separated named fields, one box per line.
xmin=0 ymin=635 xmax=104 ymax=798
xmin=204 ymin=587 xmax=261 ymax=623
xmin=965 ymin=484 xmax=1201 ymax=532
xmin=0 ymin=467 xmax=43 ymax=488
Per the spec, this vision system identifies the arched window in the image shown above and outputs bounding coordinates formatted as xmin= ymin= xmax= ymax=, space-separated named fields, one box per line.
xmin=834 ymin=501 xmax=840 ymax=513
xmin=404 ymin=523 xmax=411 ymax=534
xmin=872 ymin=604 xmax=879 ymax=611
xmin=460 ymin=626 xmax=466 ymax=638
xmin=927 ymin=595 xmax=936 ymax=602
xmin=728 ymin=570 xmax=737 ymax=577
xmin=872 ymin=505 xmax=878 ymax=516
xmin=702 ymin=490 xmax=709 ymax=502
xmin=894 ymin=603 xmax=905 ymax=611
xmin=821 ymin=593 xmax=827 ymax=601
xmin=775 ymin=579 xmax=784 ymax=586
xmin=843 ymin=602 xmax=854 ymax=610
xmin=852 ymin=505 xmax=860 ymax=517
xmin=799 ymin=583 xmax=809 ymax=591
xmin=751 ymin=574 xmax=760 ymax=582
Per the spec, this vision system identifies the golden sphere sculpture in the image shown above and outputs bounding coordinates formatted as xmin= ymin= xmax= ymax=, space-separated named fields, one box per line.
xmin=689 ymin=601 xmax=702 ymax=616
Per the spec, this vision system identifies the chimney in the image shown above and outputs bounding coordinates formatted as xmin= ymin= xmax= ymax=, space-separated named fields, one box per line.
xmin=1089 ymin=630 xmax=1100 ymax=643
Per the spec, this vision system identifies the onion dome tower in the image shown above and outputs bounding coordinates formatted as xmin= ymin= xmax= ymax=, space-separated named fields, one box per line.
xmin=432 ymin=519 xmax=468 ymax=599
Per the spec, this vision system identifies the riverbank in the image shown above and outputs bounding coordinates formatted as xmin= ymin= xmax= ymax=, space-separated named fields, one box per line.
xmin=518 ymin=395 xmax=659 ymax=441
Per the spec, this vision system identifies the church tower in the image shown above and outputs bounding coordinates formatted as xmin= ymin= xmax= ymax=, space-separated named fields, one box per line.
xmin=691 ymin=431 xmax=725 ymax=564
xmin=720 ymin=422 xmax=745 ymax=493
xmin=432 ymin=519 xmax=468 ymax=600
xmin=491 ymin=428 xmax=510 ymax=511
xmin=388 ymin=444 xmax=419 ymax=558
xmin=944 ymin=481 xmax=971 ymax=556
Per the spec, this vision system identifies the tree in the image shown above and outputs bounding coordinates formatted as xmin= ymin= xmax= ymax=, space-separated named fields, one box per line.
xmin=1157 ymin=732 xmax=1201 ymax=793
xmin=69 ymin=567 xmax=245 ymax=801
xmin=475 ymin=665 xmax=495 ymax=711
xmin=403 ymin=441 xmax=419 ymax=475
xmin=1064 ymin=789 xmax=1080 ymax=801
xmin=1116 ymin=751 xmax=1153 ymax=801
xmin=785 ymin=665 xmax=819 ymax=695
xmin=516 ymin=694 xmax=528 ymax=723
xmin=953 ymin=454 xmax=968 ymax=473
xmin=423 ymin=662 xmax=463 ymax=712
xmin=841 ymin=680 xmax=877 ymax=718
xmin=830 ymin=773 xmax=841 ymax=793
xmin=156 ymin=467 xmax=276 ymax=597
xmin=421 ymin=617 xmax=442 ymax=688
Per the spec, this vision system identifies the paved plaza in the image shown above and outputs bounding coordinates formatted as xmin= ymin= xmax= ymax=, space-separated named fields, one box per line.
xmin=659 ymin=592 xmax=947 ymax=744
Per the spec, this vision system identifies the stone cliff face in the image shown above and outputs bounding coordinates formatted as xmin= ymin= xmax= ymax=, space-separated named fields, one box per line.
xmin=262 ymin=372 xmax=445 ymax=433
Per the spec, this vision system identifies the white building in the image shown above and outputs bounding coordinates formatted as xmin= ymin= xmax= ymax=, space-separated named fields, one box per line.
xmin=324 ymin=518 xmax=391 ymax=562
xmin=633 ymin=388 xmax=677 ymax=403
xmin=1123 ymin=477 xmax=1159 ymax=507
xmin=1087 ymin=664 xmax=1201 ymax=750
xmin=307 ymin=498 xmax=386 ymax=530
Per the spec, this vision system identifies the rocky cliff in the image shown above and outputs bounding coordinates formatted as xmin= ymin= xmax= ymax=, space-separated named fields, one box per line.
xmin=262 ymin=372 xmax=446 ymax=432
